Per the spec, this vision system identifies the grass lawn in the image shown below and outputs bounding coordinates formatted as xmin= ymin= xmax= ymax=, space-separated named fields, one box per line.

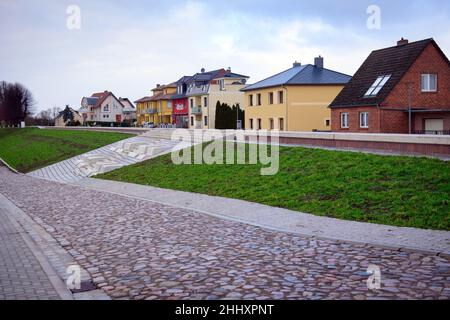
xmin=0 ymin=128 xmax=133 ymax=172
xmin=97 ymin=143 xmax=450 ymax=230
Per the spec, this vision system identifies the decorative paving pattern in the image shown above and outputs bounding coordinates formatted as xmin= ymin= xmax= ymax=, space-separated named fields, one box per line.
xmin=0 ymin=204 xmax=60 ymax=300
xmin=27 ymin=136 xmax=189 ymax=183
xmin=0 ymin=168 xmax=449 ymax=300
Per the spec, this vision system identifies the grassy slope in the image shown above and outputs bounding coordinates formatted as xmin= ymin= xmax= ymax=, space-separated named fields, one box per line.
xmin=98 ymin=144 xmax=450 ymax=230
xmin=0 ymin=128 xmax=132 ymax=172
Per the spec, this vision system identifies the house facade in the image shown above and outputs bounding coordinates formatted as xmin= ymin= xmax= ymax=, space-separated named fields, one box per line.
xmin=242 ymin=57 xmax=351 ymax=131
xmin=55 ymin=105 xmax=84 ymax=127
xmin=135 ymin=83 xmax=177 ymax=126
xmin=171 ymin=76 xmax=192 ymax=128
xmin=81 ymin=91 xmax=131 ymax=125
xmin=119 ymin=98 xmax=137 ymax=124
xmin=186 ymin=68 xmax=249 ymax=129
xmin=330 ymin=38 xmax=450 ymax=134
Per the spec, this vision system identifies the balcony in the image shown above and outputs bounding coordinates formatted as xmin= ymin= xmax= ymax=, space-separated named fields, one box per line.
xmin=140 ymin=108 xmax=157 ymax=115
xmin=191 ymin=106 xmax=202 ymax=115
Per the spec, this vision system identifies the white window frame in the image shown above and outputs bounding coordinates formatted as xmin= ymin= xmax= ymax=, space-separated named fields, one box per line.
xmin=421 ymin=74 xmax=437 ymax=92
xmin=360 ymin=112 xmax=369 ymax=128
xmin=219 ymin=79 xmax=225 ymax=91
xmin=364 ymin=75 xmax=391 ymax=97
xmin=341 ymin=113 xmax=349 ymax=129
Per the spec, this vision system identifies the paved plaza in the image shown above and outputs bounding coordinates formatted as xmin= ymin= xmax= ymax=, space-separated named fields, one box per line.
xmin=0 ymin=167 xmax=449 ymax=300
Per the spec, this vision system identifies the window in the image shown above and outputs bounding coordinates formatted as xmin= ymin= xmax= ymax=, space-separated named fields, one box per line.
xmin=256 ymin=94 xmax=261 ymax=106
xmin=219 ymin=79 xmax=225 ymax=91
xmin=341 ymin=113 xmax=349 ymax=128
xmin=191 ymin=116 xmax=194 ymax=126
xmin=257 ymin=119 xmax=262 ymax=130
xmin=269 ymin=92 xmax=274 ymax=105
xmin=360 ymin=112 xmax=369 ymax=128
xmin=167 ymin=101 xmax=172 ymax=109
xmin=203 ymin=97 xmax=208 ymax=108
xmin=279 ymin=118 xmax=284 ymax=131
xmin=103 ymin=104 xmax=109 ymax=112
xmin=278 ymin=91 xmax=284 ymax=104
xmin=190 ymin=99 xmax=194 ymax=108
xmin=249 ymin=118 xmax=254 ymax=130
xmin=364 ymin=75 xmax=391 ymax=97
xmin=204 ymin=116 xmax=208 ymax=126
xmin=325 ymin=119 xmax=331 ymax=127
xmin=269 ymin=118 xmax=274 ymax=130
xmin=421 ymin=74 xmax=437 ymax=92
xmin=249 ymin=95 xmax=254 ymax=106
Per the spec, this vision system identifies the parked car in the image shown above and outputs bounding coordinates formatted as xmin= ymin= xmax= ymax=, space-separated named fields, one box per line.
xmin=142 ymin=122 xmax=156 ymax=128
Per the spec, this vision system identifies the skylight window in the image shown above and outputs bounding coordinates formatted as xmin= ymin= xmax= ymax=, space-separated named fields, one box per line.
xmin=364 ymin=75 xmax=391 ymax=97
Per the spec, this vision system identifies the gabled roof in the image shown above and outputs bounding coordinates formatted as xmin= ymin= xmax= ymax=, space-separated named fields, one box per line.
xmin=330 ymin=38 xmax=448 ymax=108
xmin=241 ymin=64 xmax=351 ymax=91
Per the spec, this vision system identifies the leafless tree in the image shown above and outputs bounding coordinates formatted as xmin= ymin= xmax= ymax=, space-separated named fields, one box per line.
xmin=0 ymin=81 xmax=35 ymax=127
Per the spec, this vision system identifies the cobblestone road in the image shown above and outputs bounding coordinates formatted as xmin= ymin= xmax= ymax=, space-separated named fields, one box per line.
xmin=0 ymin=168 xmax=449 ymax=300
xmin=0 ymin=205 xmax=60 ymax=300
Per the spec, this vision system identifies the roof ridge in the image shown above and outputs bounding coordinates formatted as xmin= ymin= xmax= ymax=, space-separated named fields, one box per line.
xmin=371 ymin=38 xmax=433 ymax=53
xmin=246 ymin=65 xmax=304 ymax=88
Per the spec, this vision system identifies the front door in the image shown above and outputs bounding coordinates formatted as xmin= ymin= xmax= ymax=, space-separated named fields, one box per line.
xmin=116 ymin=114 xmax=122 ymax=123
xmin=425 ymin=119 xmax=443 ymax=134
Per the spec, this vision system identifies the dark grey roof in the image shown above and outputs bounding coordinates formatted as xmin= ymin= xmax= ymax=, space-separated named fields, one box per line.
xmin=85 ymin=97 xmax=99 ymax=106
xmin=241 ymin=65 xmax=351 ymax=91
xmin=222 ymin=71 xmax=249 ymax=79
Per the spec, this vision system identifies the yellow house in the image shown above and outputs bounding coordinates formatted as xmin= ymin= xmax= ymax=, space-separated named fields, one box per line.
xmin=242 ymin=57 xmax=351 ymax=131
xmin=135 ymin=83 xmax=177 ymax=126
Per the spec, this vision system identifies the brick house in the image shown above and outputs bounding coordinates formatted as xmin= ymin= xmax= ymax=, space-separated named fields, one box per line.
xmin=329 ymin=38 xmax=450 ymax=134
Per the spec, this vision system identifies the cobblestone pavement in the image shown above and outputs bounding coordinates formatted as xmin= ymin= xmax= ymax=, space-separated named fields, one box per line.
xmin=0 ymin=204 xmax=60 ymax=300
xmin=0 ymin=168 xmax=449 ymax=300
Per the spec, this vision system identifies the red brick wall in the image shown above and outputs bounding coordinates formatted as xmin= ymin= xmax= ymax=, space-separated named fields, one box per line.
xmin=382 ymin=43 xmax=450 ymax=110
xmin=379 ymin=109 xmax=409 ymax=133
xmin=331 ymin=107 xmax=380 ymax=133
xmin=414 ymin=112 xmax=450 ymax=131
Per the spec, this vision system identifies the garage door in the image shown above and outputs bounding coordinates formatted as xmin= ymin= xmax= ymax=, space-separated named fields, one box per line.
xmin=425 ymin=119 xmax=443 ymax=133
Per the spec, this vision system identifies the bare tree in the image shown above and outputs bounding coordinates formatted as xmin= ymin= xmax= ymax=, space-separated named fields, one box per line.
xmin=0 ymin=81 xmax=35 ymax=127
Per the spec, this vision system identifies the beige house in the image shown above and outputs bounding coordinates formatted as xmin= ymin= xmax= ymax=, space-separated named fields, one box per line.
xmin=186 ymin=68 xmax=249 ymax=129
xmin=242 ymin=58 xmax=351 ymax=132
xmin=54 ymin=106 xmax=84 ymax=127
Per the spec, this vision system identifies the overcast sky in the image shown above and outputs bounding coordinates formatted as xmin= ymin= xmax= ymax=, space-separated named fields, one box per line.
xmin=1 ymin=0 xmax=449 ymax=112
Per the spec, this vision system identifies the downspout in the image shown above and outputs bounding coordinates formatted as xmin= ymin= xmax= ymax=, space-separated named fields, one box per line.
xmin=283 ymin=85 xmax=288 ymax=131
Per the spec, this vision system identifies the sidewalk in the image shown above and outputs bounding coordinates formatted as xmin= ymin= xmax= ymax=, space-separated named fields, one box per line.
xmin=75 ymin=178 xmax=450 ymax=256
xmin=0 ymin=197 xmax=68 ymax=300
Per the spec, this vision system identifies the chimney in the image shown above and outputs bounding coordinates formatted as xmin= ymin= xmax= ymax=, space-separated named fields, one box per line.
xmin=201 ymin=68 xmax=205 ymax=73
xmin=156 ymin=84 xmax=160 ymax=87
xmin=227 ymin=67 xmax=231 ymax=72
xmin=314 ymin=56 xmax=324 ymax=69
xmin=293 ymin=61 xmax=301 ymax=68
xmin=397 ymin=38 xmax=409 ymax=46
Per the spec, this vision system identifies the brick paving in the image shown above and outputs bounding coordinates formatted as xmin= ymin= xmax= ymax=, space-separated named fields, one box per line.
xmin=0 ymin=168 xmax=449 ymax=300
xmin=0 ymin=206 xmax=60 ymax=300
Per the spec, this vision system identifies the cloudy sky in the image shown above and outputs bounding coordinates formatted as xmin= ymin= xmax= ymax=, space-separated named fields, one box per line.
xmin=1 ymin=0 xmax=449 ymax=112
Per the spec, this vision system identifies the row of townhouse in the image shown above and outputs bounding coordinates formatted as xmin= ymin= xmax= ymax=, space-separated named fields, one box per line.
xmin=135 ymin=68 xmax=249 ymax=129
xmin=242 ymin=38 xmax=450 ymax=134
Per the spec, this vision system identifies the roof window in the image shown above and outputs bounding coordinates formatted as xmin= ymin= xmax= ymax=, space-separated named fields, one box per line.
xmin=364 ymin=75 xmax=391 ymax=97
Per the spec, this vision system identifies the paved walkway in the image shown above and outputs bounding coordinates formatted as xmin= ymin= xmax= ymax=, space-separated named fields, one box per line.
xmin=74 ymin=178 xmax=450 ymax=256
xmin=0 ymin=197 xmax=63 ymax=300
xmin=27 ymin=135 xmax=189 ymax=183
xmin=1 ymin=168 xmax=449 ymax=300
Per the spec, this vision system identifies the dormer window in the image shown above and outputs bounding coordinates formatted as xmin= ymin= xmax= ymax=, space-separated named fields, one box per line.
xmin=103 ymin=104 xmax=109 ymax=112
xmin=364 ymin=75 xmax=391 ymax=97
xmin=219 ymin=79 xmax=225 ymax=91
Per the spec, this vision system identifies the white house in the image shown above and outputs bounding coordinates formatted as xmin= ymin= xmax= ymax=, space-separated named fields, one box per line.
xmin=81 ymin=91 xmax=135 ymax=125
